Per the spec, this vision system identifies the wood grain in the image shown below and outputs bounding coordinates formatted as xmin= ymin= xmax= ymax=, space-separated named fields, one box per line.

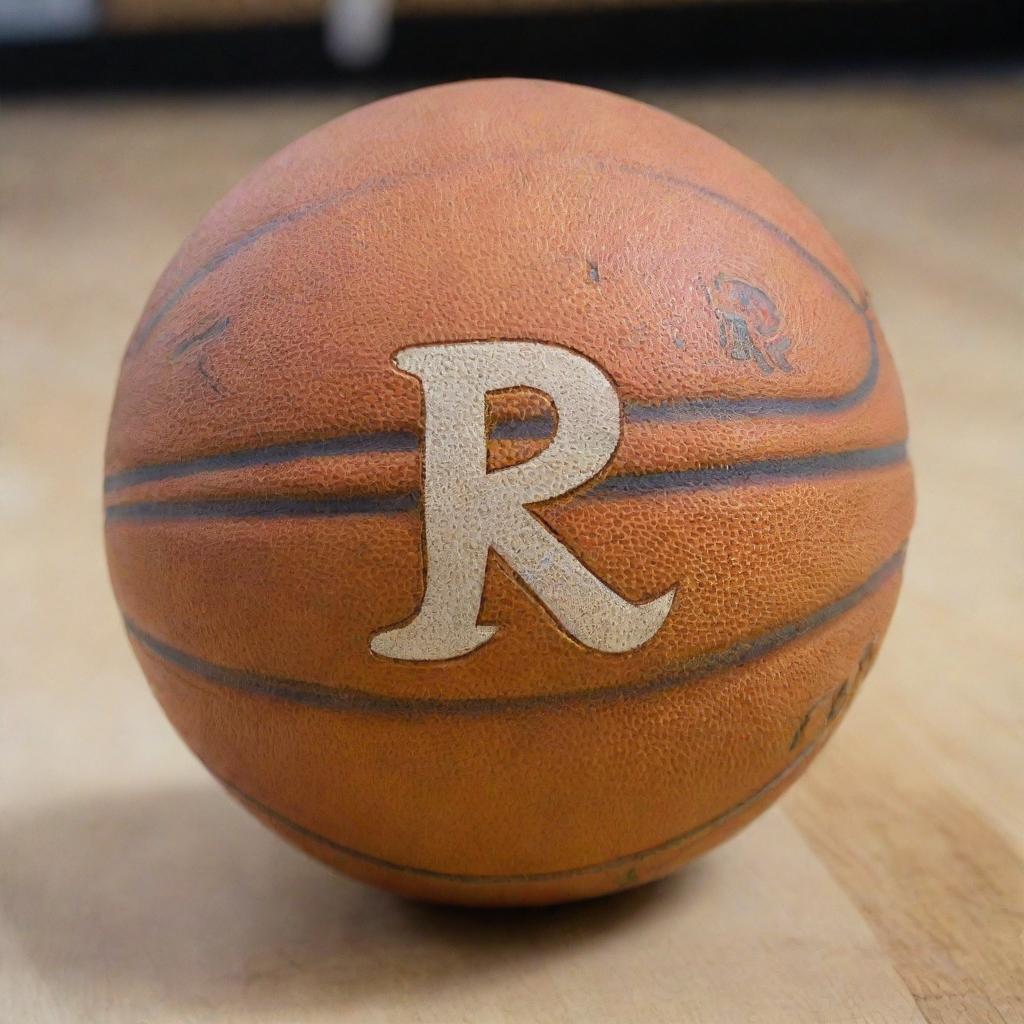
xmin=1 ymin=74 xmax=1020 ymax=1022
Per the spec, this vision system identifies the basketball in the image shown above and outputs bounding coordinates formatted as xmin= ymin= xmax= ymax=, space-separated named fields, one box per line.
xmin=104 ymin=79 xmax=913 ymax=905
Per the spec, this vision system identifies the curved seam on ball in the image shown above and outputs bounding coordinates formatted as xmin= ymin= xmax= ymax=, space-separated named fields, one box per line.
xmin=104 ymin=442 xmax=908 ymax=518
xmin=110 ymin=152 xmax=879 ymax=491
xmin=123 ymin=545 xmax=905 ymax=716
xmin=206 ymin=736 xmax=822 ymax=884
xmin=126 ymin=153 xmax=866 ymax=355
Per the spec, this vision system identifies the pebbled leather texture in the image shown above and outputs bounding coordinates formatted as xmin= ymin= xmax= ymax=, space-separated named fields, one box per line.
xmin=105 ymin=79 xmax=914 ymax=905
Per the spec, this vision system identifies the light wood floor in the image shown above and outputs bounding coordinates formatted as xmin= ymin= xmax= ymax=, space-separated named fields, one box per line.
xmin=1 ymin=72 xmax=1021 ymax=1024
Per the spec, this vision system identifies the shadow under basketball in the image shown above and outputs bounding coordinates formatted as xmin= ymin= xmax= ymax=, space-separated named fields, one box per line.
xmin=0 ymin=782 xmax=695 ymax=1017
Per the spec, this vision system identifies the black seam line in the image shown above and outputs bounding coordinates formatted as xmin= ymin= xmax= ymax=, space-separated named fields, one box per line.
xmin=614 ymin=156 xmax=862 ymax=312
xmin=105 ymin=430 xmax=421 ymax=491
xmin=170 ymin=316 xmax=231 ymax=359
xmin=104 ymin=421 xmax=540 ymax=491
xmin=209 ymin=736 xmax=821 ymax=884
xmin=126 ymin=151 xmax=864 ymax=356
xmin=110 ymin=152 xmax=877 ymax=494
xmin=625 ymin=309 xmax=877 ymax=423
xmin=124 ymin=546 xmax=905 ymax=718
xmin=126 ymin=179 xmax=399 ymax=356
xmin=104 ymin=443 xmax=907 ymax=521
xmin=104 ymin=334 xmax=881 ymax=494
xmin=590 ymin=442 xmax=904 ymax=498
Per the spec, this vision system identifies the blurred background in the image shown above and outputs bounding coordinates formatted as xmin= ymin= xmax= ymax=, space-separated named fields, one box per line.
xmin=1 ymin=0 xmax=1021 ymax=87
xmin=2 ymin=3 xmax=1021 ymax=1024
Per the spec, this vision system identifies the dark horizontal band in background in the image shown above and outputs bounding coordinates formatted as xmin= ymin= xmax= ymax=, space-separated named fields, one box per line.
xmin=2 ymin=2 xmax=1020 ymax=94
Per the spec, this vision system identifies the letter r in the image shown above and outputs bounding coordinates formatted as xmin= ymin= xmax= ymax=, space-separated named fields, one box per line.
xmin=371 ymin=342 xmax=675 ymax=661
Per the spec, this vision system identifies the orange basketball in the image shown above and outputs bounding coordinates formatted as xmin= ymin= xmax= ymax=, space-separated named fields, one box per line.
xmin=105 ymin=79 xmax=913 ymax=905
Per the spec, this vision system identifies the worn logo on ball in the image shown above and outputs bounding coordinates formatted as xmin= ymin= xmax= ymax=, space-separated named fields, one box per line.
xmin=371 ymin=342 xmax=675 ymax=661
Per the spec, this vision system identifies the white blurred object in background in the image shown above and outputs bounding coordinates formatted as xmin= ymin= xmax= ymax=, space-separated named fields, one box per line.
xmin=0 ymin=0 xmax=98 ymax=40
xmin=325 ymin=0 xmax=393 ymax=68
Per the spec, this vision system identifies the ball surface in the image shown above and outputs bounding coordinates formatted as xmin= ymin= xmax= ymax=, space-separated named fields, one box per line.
xmin=105 ymin=79 xmax=913 ymax=905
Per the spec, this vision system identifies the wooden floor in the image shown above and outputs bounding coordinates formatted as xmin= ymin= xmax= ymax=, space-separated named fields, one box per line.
xmin=1 ymin=72 xmax=1021 ymax=1024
